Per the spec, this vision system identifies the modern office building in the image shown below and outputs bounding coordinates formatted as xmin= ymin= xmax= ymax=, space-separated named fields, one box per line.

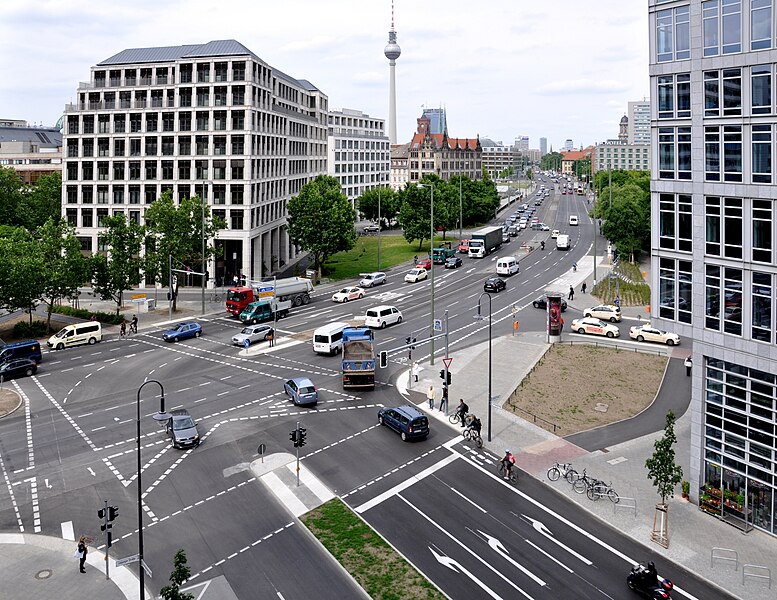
xmin=421 ymin=108 xmax=447 ymax=135
xmin=481 ymin=138 xmax=518 ymax=179
xmin=0 ymin=120 xmax=63 ymax=184
xmin=62 ymin=40 xmax=328 ymax=283
xmin=628 ymin=100 xmax=651 ymax=144
xmin=514 ymin=135 xmax=529 ymax=151
xmin=539 ymin=137 xmax=548 ymax=156
xmin=408 ymin=113 xmax=481 ymax=182
xmin=649 ymin=0 xmax=777 ymax=536
xmin=327 ymin=108 xmax=390 ymax=209
xmin=563 ymin=138 xmax=574 ymax=151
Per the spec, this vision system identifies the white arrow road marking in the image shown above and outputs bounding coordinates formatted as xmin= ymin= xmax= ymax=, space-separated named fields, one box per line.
xmin=44 ymin=478 xmax=52 ymax=489
xmin=478 ymin=531 xmax=546 ymax=586
xmin=87 ymin=467 xmax=96 ymax=477
xmin=429 ymin=546 xmax=506 ymax=600
xmin=520 ymin=515 xmax=592 ymax=565
xmin=397 ymin=495 xmax=535 ymax=599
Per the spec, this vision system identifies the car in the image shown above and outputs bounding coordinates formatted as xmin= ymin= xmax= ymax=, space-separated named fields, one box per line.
xmin=532 ymin=296 xmax=567 ymax=311
xmin=417 ymin=258 xmax=432 ymax=270
xmin=569 ymin=215 xmax=579 ymax=226
xmin=561 ymin=189 xmax=567 ymax=195
xmin=534 ymin=200 xmax=543 ymax=206
xmin=165 ymin=409 xmax=200 ymax=449
xmin=404 ymin=267 xmax=428 ymax=283
xmin=332 ymin=286 xmax=365 ymax=303
xmin=0 ymin=358 xmax=37 ymax=379
xmin=458 ymin=240 xmax=470 ymax=253
xmin=571 ymin=317 xmax=621 ymax=338
xmin=445 ymin=256 xmax=463 ymax=269
xmin=359 ymin=272 xmax=387 ymax=287
xmin=540 ymin=223 xmax=550 ymax=231
xmin=484 ymin=276 xmax=507 ymax=293
xmin=518 ymin=221 xmax=527 ymax=229
xmin=507 ymin=225 xmax=519 ymax=236
xmin=162 ymin=321 xmax=202 ymax=342
xmin=362 ymin=224 xmax=380 ymax=233
xmin=583 ymin=304 xmax=622 ymax=322
xmin=501 ymin=233 xmax=510 ymax=244
xmin=629 ymin=323 xmax=680 ymax=346
xmin=365 ymin=305 xmax=403 ymax=328
xmin=378 ymin=405 xmax=429 ymax=441
xmin=283 ymin=377 xmax=318 ymax=406
xmin=551 ymin=229 xmax=560 ymax=239
xmin=232 ymin=324 xmax=274 ymax=346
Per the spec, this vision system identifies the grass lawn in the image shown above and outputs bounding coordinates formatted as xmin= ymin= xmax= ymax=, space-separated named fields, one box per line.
xmin=324 ymin=233 xmax=461 ymax=281
xmin=301 ymin=498 xmax=446 ymax=600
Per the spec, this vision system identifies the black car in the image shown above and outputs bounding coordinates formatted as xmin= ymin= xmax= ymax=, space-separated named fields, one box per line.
xmin=532 ymin=296 xmax=568 ymax=311
xmin=483 ymin=277 xmax=506 ymax=293
xmin=165 ymin=409 xmax=201 ymax=449
xmin=0 ymin=358 xmax=37 ymax=380
xmin=444 ymin=256 xmax=462 ymax=269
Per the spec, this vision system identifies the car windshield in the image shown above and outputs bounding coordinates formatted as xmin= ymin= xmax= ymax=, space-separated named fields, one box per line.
xmin=173 ymin=416 xmax=195 ymax=430
xmin=171 ymin=324 xmax=185 ymax=332
xmin=240 ymin=328 xmax=253 ymax=334
xmin=53 ymin=328 xmax=68 ymax=338
xmin=338 ymin=289 xmax=349 ymax=294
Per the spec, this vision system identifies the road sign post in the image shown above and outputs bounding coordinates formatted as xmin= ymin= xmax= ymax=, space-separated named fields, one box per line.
xmin=115 ymin=554 xmax=140 ymax=568
xmin=257 ymin=443 xmax=266 ymax=463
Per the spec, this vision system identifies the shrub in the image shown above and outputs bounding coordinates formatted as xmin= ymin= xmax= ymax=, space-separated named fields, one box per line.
xmin=49 ymin=305 xmax=125 ymax=325
xmin=12 ymin=320 xmax=49 ymax=339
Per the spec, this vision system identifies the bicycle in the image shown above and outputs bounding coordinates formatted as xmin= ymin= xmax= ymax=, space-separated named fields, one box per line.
xmin=497 ymin=460 xmax=517 ymax=482
xmin=462 ymin=427 xmax=483 ymax=448
xmin=588 ymin=480 xmax=620 ymax=503
xmin=572 ymin=469 xmax=594 ymax=494
xmin=448 ymin=412 xmax=467 ymax=425
xmin=546 ymin=462 xmax=579 ymax=484
xmin=210 ymin=290 xmax=223 ymax=303
xmin=128 ymin=321 xmax=138 ymax=335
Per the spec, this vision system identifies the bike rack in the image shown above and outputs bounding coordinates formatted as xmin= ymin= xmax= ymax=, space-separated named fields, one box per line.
xmin=742 ymin=564 xmax=771 ymax=588
xmin=710 ymin=547 xmax=738 ymax=571
xmin=613 ymin=496 xmax=637 ymax=517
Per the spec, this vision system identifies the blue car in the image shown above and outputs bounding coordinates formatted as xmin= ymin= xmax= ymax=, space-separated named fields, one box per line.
xmin=162 ymin=321 xmax=202 ymax=342
xmin=284 ymin=377 xmax=318 ymax=406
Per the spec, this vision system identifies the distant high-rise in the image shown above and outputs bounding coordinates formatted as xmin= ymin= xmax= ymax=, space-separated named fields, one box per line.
xmin=421 ymin=107 xmax=447 ymax=135
xmin=515 ymin=135 xmax=529 ymax=151
xmin=564 ymin=139 xmax=574 ymax=151
xmin=384 ymin=1 xmax=401 ymax=144
xmin=628 ymin=100 xmax=650 ymax=145
xmin=539 ymin=137 xmax=547 ymax=156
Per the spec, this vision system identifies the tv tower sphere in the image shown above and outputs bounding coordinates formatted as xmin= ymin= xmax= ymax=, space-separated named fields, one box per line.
xmin=384 ymin=31 xmax=401 ymax=61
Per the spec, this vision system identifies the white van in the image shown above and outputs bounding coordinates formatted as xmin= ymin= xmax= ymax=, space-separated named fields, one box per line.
xmin=556 ymin=234 xmax=571 ymax=251
xmin=365 ymin=305 xmax=403 ymax=329
xmin=313 ymin=322 xmax=350 ymax=355
xmin=496 ymin=257 xmax=520 ymax=276
xmin=47 ymin=322 xmax=102 ymax=350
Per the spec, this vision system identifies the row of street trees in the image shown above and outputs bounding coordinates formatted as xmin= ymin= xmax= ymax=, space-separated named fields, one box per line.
xmin=0 ymin=166 xmax=62 ymax=231
xmin=592 ymin=170 xmax=651 ymax=261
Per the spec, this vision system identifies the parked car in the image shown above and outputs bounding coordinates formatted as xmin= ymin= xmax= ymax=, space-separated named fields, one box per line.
xmin=165 ymin=409 xmax=200 ymax=449
xmin=332 ymin=286 xmax=365 ymax=303
xmin=483 ymin=276 xmax=507 ymax=293
xmin=417 ymin=258 xmax=432 ymax=270
xmin=362 ymin=224 xmax=380 ymax=233
xmin=284 ymin=377 xmax=318 ymax=406
xmin=629 ymin=324 xmax=680 ymax=346
xmin=359 ymin=272 xmax=387 ymax=288
xmin=532 ymin=296 xmax=567 ymax=311
xmin=571 ymin=317 xmax=620 ymax=338
xmin=404 ymin=268 xmax=428 ymax=283
xmin=583 ymin=304 xmax=622 ymax=322
xmin=0 ymin=358 xmax=37 ymax=380
xmin=444 ymin=256 xmax=463 ymax=269
xmin=378 ymin=405 xmax=429 ymax=441
xmin=162 ymin=321 xmax=202 ymax=342
xmin=232 ymin=324 xmax=274 ymax=346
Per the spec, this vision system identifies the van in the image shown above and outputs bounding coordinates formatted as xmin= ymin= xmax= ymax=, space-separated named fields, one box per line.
xmin=496 ymin=257 xmax=520 ymax=276
xmin=556 ymin=234 xmax=571 ymax=251
xmin=364 ymin=305 xmax=403 ymax=329
xmin=0 ymin=340 xmax=42 ymax=364
xmin=378 ymin=405 xmax=429 ymax=441
xmin=47 ymin=322 xmax=102 ymax=350
xmin=313 ymin=322 xmax=350 ymax=355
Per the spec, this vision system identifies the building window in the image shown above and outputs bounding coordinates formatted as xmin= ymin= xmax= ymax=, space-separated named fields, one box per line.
xmin=114 ymin=114 xmax=125 ymax=134
xmin=113 ymin=162 xmax=125 ymax=180
xmin=129 ymin=186 xmax=140 ymax=205
xmin=81 ymin=208 xmax=93 ymax=228
xmin=178 ymin=160 xmax=191 ymax=180
xmin=82 ymin=187 xmax=93 ymax=204
xmin=722 ymin=126 xmax=742 ymax=182
xmin=753 ymin=199 xmax=772 ymax=263
xmin=705 ymin=126 xmax=721 ymax=181
xmin=214 ymin=136 xmax=227 ymax=156
xmin=752 ymin=65 xmax=772 ymax=114
xmin=231 ymin=185 xmax=244 ymax=204
xmin=752 ymin=0 xmax=772 ymax=50
xmin=706 ymin=264 xmax=722 ymax=330
xmin=752 ymin=272 xmax=772 ymax=342
xmin=66 ymin=208 xmax=77 ymax=226
xmin=659 ymin=194 xmax=676 ymax=250
xmin=659 ymin=258 xmax=678 ymax=320
xmin=753 ymin=124 xmax=772 ymax=183
xmin=162 ymin=161 xmax=173 ymax=179
xmin=230 ymin=209 xmax=244 ymax=230
xmin=231 ymin=135 xmax=244 ymax=154
xmin=722 ymin=69 xmax=742 ymax=115
xmin=196 ymin=160 xmax=208 ymax=180
xmin=145 ymin=185 xmax=157 ymax=204
xmin=97 ymin=186 xmax=108 ymax=204
xmin=145 ymin=160 xmax=157 ymax=180
xmin=129 ymin=161 xmax=140 ymax=180
xmin=678 ymin=260 xmax=692 ymax=323
xmin=656 ymin=6 xmax=690 ymax=62
xmin=722 ymin=197 xmax=743 ymax=259
xmin=723 ymin=267 xmax=743 ymax=335
xmin=705 ymin=71 xmax=720 ymax=116
xmin=113 ymin=186 xmax=124 ymax=204
xmin=658 ymin=127 xmax=690 ymax=179
xmin=704 ymin=0 xmax=742 ymax=56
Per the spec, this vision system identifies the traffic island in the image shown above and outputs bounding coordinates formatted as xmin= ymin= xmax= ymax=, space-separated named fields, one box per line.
xmin=0 ymin=388 xmax=22 ymax=418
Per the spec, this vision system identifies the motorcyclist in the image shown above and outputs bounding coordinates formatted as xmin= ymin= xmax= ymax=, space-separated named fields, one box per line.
xmin=540 ymin=240 xmax=545 ymax=250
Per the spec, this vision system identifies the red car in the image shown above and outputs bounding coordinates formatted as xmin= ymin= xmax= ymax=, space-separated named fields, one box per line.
xmin=458 ymin=240 xmax=470 ymax=253
xmin=417 ymin=258 xmax=432 ymax=270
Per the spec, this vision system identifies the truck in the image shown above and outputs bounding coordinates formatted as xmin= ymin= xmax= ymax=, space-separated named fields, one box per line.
xmin=239 ymin=299 xmax=291 ymax=324
xmin=341 ymin=327 xmax=375 ymax=390
xmin=468 ymin=226 xmax=503 ymax=258
xmin=432 ymin=243 xmax=456 ymax=264
xmin=225 ymin=276 xmax=313 ymax=317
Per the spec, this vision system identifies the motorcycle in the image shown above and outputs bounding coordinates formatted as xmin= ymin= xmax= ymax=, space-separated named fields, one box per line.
xmin=627 ymin=563 xmax=673 ymax=599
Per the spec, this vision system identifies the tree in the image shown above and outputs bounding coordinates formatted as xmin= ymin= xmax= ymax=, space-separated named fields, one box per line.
xmin=0 ymin=166 xmax=24 ymax=227
xmin=645 ymin=410 xmax=683 ymax=548
xmin=159 ymin=549 xmax=194 ymax=600
xmin=286 ymin=175 xmax=357 ymax=278
xmin=20 ymin=172 xmax=62 ymax=230
xmin=597 ymin=182 xmax=650 ymax=260
xmin=356 ymin=187 xmax=399 ymax=227
xmin=90 ymin=215 xmax=145 ymax=315
xmin=37 ymin=219 xmax=88 ymax=332
xmin=525 ymin=168 xmax=533 ymax=181
xmin=540 ymin=151 xmax=563 ymax=172
xmin=0 ymin=228 xmax=45 ymax=323
xmin=143 ymin=191 xmax=225 ymax=311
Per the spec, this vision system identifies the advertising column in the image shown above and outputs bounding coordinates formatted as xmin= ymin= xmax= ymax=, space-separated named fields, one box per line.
xmin=546 ymin=294 xmax=563 ymax=342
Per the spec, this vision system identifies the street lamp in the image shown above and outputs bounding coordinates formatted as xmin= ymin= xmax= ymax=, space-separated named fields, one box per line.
xmin=377 ymin=183 xmax=382 ymax=272
xmin=201 ymin=183 xmax=206 ymax=315
xmin=417 ymin=182 xmax=435 ymax=365
xmin=136 ymin=380 xmax=171 ymax=600
xmin=474 ymin=292 xmax=493 ymax=442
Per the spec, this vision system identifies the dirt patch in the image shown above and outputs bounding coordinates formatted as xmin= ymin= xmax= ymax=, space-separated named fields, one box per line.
xmin=505 ymin=344 xmax=667 ymax=435
xmin=0 ymin=389 xmax=22 ymax=418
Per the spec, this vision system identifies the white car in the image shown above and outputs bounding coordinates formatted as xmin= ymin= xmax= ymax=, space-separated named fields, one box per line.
xmin=331 ymin=286 xmax=365 ymax=303
xmin=569 ymin=215 xmax=579 ymax=226
xmin=404 ymin=268 xmax=428 ymax=283
xmin=359 ymin=272 xmax=386 ymax=288
xmin=629 ymin=324 xmax=680 ymax=346
xmin=551 ymin=229 xmax=560 ymax=239
xmin=584 ymin=304 xmax=622 ymax=322
xmin=571 ymin=317 xmax=620 ymax=338
xmin=540 ymin=223 xmax=550 ymax=231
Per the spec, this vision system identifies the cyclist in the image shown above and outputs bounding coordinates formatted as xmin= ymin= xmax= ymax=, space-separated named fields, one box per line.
xmin=455 ymin=399 xmax=469 ymax=427
xmin=130 ymin=314 xmax=138 ymax=334
xmin=467 ymin=415 xmax=482 ymax=438
xmin=572 ymin=262 xmax=577 ymax=271
xmin=501 ymin=449 xmax=516 ymax=480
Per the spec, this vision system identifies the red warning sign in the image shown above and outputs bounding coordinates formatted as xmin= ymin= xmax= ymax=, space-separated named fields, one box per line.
xmin=442 ymin=357 xmax=453 ymax=369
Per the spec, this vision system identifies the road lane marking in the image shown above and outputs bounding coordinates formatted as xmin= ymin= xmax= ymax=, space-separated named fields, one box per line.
xmin=524 ymin=539 xmax=573 ymax=573
xmin=449 ymin=487 xmax=487 ymax=513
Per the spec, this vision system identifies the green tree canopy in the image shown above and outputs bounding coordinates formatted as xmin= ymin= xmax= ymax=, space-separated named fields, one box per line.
xmin=356 ymin=187 xmax=400 ymax=226
xmin=0 ymin=166 xmax=24 ymax=227
xmin=540 ymin=152 xmax=563 ymax=172
xmin=159 ymin=549 xmax=194 ymax=600
xmin=645 ymin=410 xmax=683 ymax=505
xmin=20 ymin=172 xmax=62 ymax=230
xmin=595 ymin=178 xmax=650 ymax=260
xmin=287 ymin=175 xmax=357 ymax=277
xmin=90 ymin=214 xmax=144 ymax=315
xmin=0 ymin=228 xmax=45 ymax=323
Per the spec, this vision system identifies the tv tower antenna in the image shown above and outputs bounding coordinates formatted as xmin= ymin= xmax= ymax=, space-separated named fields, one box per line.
xmin=384 ymin=0 xmax=401 ymax=144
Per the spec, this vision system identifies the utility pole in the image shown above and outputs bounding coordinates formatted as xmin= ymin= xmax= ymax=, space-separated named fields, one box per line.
xmin=377 ymin=184 xmax=381 ymax=271
xmin=201 ymin=186 xmax=206 ymax=315
xmin=168 ymin=254 xmax=173 ymax=321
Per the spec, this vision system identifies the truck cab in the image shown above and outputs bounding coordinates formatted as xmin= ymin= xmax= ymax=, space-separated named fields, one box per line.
xmin=432 ymin=243 xmax=455 ymax=264
xmin=226 ymin=286 xmax=254 ymax=316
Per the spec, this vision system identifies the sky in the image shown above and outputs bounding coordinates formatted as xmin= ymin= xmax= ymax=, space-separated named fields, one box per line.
xmin=0 ymin=0 xmax=648 ymax=150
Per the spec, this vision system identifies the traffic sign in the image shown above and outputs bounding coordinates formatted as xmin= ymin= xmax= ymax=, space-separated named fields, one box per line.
xmin=115 ymin=554 xmax=140 ymax=567
xmin=243 ymin=339 xmax=250 ymax=349
xmin=257 ymin=443 xmax=266 ymax=455
xmin=258 ymin=286 xmax=274 ymax=293
xmin=433 ymin=319 xmax=443 ymax=332
xmin=442 ymin=357 xmax=453 ymax=369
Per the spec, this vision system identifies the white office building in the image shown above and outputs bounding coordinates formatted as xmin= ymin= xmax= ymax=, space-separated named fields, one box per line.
xmin=628 ymin=100 xmax=651 ymax=145
xmin=649 ymin=0 xmax=777 ymax=536
xmin=62 ymin=40 xmax=328 ymax=284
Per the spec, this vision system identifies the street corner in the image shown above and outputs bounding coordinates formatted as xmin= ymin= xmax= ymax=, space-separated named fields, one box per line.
xmin=0 ymin=388 xmax=23 ymax=419
xmin=249 ymin=451 xmax=296 ymax=478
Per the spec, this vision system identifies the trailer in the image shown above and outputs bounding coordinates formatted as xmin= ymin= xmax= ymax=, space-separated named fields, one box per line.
xmin=342 ymin=327 xmax=375 ymax=390
xmin=468 ymin=226 xmax=503 ymax=258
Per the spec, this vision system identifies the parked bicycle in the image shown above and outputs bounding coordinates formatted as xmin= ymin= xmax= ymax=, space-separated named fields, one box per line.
xmin=588 ymin=480 xmax=620 ymax=503
xmin=546 ymin=462 xmax=579 ymax=484
xmin=572 ymin=469 xmax=594 ymax=494
xmin=462 ymin=427 xmax=483 ymax=449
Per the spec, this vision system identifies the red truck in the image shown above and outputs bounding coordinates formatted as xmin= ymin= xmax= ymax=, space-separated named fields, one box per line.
xmin=225 ymin=277 xmax=314 ymax=317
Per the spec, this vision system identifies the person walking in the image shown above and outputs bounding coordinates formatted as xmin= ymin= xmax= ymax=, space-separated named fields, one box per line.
xmin=440 ymin=385 xmax=448 ymax=413
xmin=76 ymin=536 xmax=87 ymax=573
xmin=581 ymin=282 xmax=587 ymax=295
xmin=267 ymin=330 xmax=275 ymax=347
xmin=614 ymin=294 xmax=621 ymax=307
xmin=684 ymin=356 xmax=692 ymax=377
xmin=455 ymin=399 xmax=469 ymax=427
xmin=120 ymin=320 xmax=127 ymax=339
xmin=568 ymin=285 xmax=575 ymax=301
xmin=412 ymin=361 xmax=420 ymax=383
xmin=427 ymin=385 xmax=435 ymax=410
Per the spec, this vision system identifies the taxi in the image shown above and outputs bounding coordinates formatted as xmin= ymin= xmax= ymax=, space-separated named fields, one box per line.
xmin=331 ymin=286 xmax=365 ymax=303
xmin=571 ymin=317 xmax=620 ymax=338
xmin=629 ymin=323 xmax=680 ymax=346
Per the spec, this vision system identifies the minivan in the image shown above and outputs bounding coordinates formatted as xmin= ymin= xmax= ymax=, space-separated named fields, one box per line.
xmin=496 ymin=257 xmax=520 ymax=276
xmin=47 ymin=322 xmax=102 ymax=350
xmin=378 ymin=405 xmax=429 ymax=441
xmin=364 ymin=305 xmax=403 ymax=328
xmin=0 ymin=340 xmax=42 ymax=364
xmin=313 ymin=322 xmax=350 ymax=355
xmin=556 ymin=234 xmax=571 ymax=250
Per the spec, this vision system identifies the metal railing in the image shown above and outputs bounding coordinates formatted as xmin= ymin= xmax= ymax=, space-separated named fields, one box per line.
xmin=742 ymin=564 xmax=771 ymax=588
xmin=613 ymin=496 xmax=637 ymax=516
xmin=710 ymin=547 xmax=738 ymax=570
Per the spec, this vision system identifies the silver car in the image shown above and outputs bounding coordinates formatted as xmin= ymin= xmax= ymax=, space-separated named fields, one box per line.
xmin=359 ymin=272 xmax=387 ymax=287
xmin=232 ymin=324 xmax=274 ymax=346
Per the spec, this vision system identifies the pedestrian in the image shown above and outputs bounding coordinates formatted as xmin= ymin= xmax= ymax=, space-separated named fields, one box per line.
xmin=684 ymin=356 xmax=692 ymax=377
xmin=268 ymin=330 xmax=275 ymax=347
xmin=427 ymin=385 xmax=435 ymax=410
xmin=581 ymin=282 xmax=587 ymax=294
xmin=233 ymin=274 xmax=239 ymax=287
xmin=412 ymin=361 xmax=420 ymax=383
xmin=76 ymin=535 xmax=87 ymax=573
xmin=120 ymin=320 xmax=126 ymax=338
xmin=413 ymin=255 xmax=418 ymax=266
xmin=440 ymin=385 xmax=448 ymax=413
xmin=614 ymin=294 xmax=621 ymax=307
xmin=455 ymin=399 xmax=469 ymax=427
xmin=568 ymin=285 xmax=575 ymax=301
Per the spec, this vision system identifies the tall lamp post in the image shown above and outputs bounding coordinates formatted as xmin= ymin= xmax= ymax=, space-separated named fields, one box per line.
xmin=475 ymin=292 xmax=493 ymax=441
xmin=201 ymin=183 xmax=206 ymax=315
xmin=136 ymin=380 xmax=171 ymax=600
xmin=377 ymin=183 xmax=382 ymax=271
xmin=418 ymin=182 xmax=435 ymax=365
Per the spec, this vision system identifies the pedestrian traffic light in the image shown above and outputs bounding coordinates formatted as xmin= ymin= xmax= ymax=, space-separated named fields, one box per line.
xmin=446 ymin=371 xmax=452 ymax=385
xmin=439 ymin=369 xmax=445 ymax=381
xmin=379 ymin=351 xmax=388 ymax=368
xmin=290 ymin=429 xmax=298 ymax=445
xmin=405 ymin=337 xmax=411 ymax=345
xmin=298 ymin=427 xmax=307 ymax=447
xmin=97 ymin=508 xmax=105 ymax=520
xmin=412 ymin=337 xmax=416 ymax=349
xmin=108 ymin=506 xmax=119 ymax=521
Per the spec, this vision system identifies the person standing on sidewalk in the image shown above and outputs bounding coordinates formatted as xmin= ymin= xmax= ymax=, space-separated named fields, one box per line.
xmin=427 ymin=384 xmax=435 ymax=410
xmin=120 ymin=320 xmax=126 ymax=339
xmin=581 ymin=282 xmax=587 ymax=294
xmin=76 ymin=536 xmax=87 ymax=573
xmin=684 ymin=356 xmax=692 ymax=376
xmin=440 ymin=385 xmax=448 ymax=413
xmin=568 ymin=285 xmax=575 ymax=301
xmin=412 ymin=362 xmax=420 ymax=383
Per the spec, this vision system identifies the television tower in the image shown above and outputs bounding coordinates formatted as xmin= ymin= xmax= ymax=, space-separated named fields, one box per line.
xmin=384 ymin=0 xmax=401 ymax=144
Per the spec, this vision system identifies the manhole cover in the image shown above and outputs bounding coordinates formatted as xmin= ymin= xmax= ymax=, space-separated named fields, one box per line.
xmin=35 ymin=569 xmax=53 ymax=580
xmin=594 ymin=403 xmax=609 ymax=413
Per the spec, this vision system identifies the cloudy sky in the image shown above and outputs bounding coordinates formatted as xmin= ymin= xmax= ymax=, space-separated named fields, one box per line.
xmin=1 ymin=0 xmax=648 ymax=150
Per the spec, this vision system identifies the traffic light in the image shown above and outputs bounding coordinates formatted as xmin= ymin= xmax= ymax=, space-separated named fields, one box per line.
xmin=440 ymin=370 xmax=451 ymax=385
xmin=412 ymin=337 xmax=416 ymax=349
xmin=298 ymin=428 xmax=307 ymax=447
xmin=406 ymin=337 xmax=411 ymax=345
xmin=290 ymin=429 xmax=298 ymax=445
xmin=108 ymin=506 xmax=119 ymax=522
xmin=447 ymin=371 xmax=452 ymax=385
xmin=97 ymin=508 xmax=105 ymax=520
xmin=379 ymin=351 xmax=388 ymax=368
xmin=440 ymin=369 xmax=445 ymax=381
